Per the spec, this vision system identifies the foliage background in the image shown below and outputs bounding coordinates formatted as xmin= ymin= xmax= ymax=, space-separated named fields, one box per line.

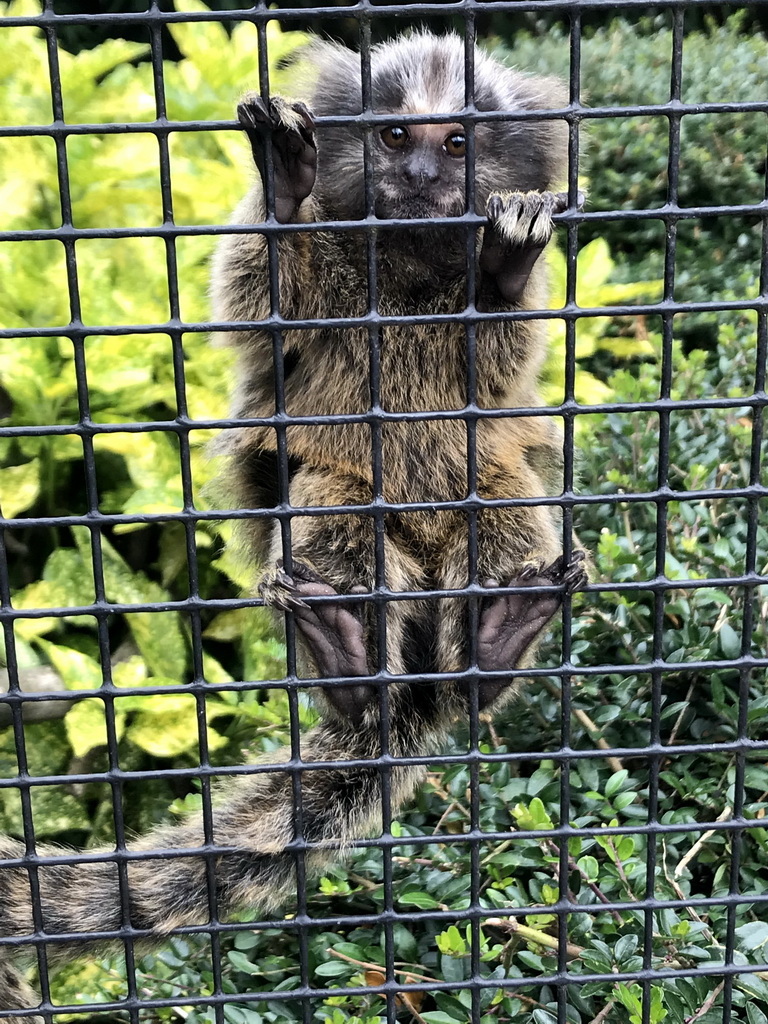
xmin=0 ymin=3 xmax=766 ymax=1022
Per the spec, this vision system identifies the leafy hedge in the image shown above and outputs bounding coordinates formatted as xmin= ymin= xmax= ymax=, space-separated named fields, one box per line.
xmin=1 ymin=4 xmax=767 ymax=1022
xmin=0 ymin=1 xmax=317 ymax=846
xmin=497 ymin=16 xmax=768 ymax=349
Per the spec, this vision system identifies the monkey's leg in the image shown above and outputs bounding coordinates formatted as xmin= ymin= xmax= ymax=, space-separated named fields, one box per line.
xmin=260 ymin=560 xmax=375 ymax=724
xmin=258 ymin=469 xmax=428 ymax=724
xmin=237 ymin=93 xmax=317 ymax=223
xmin=479 ymin=189 xmax=585 ymax=305
xmin=435 ymin=448 xmax=587 ymax=709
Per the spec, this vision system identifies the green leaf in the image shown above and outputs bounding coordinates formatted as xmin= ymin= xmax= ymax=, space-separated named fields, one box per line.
xmin=440 ymin=952 xmax=466 ymax=983
xmin=747 ymin=1004 xmax=768 ymax=1024
xmin=576 ymin=855 xmax=599 ymax=883
xmin=436 ymin=926 xmax=467 ymax=956
xmin=719 ymin=621 xmax=741 ymax=659
xmin=314 ymin=961 xmax=352 ymax=978
xmin=227 ymin=950 xmax=261 ymax=976
xmin=36 ymin=641 xmax=103 ymax=691
xmin=0 ymin=460 xmax=40 ymax=518
xmin=605 ymin=769 xmax=629 ymax=798
xmin=125 ymin=692 xmax=228 ymax=757
xmin=64 ymin=697 xmax=124 ymax=759
xmin=397 ymin=890 xmax=440 ymax=910
xmin=532 ymin=1011 xmax=558 ymax=1024
xmin=72 ymin=529 xmax=188 ymax=679
xmin=735 ymin=920 xmax=768 ymax=951
xmin=614 ymin=934 xmax=639 ymax=963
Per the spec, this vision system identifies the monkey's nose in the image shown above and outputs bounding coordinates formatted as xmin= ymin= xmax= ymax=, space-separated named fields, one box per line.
xmin=402 ymin=156 xmax=440 ymax=185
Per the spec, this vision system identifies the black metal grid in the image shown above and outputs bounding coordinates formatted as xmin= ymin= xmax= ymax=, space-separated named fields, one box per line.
xmin=0 ymin=1 xmax=766 ymax=1022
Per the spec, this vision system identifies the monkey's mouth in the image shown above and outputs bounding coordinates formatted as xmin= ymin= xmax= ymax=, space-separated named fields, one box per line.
xmin=375 ymin=188 xmax=464 ymax=222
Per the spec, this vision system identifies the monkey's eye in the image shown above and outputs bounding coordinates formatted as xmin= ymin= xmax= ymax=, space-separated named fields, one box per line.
xmin=380 ymin=125 xmax=409 ymax=149
xmin=444 ymin=132 xmax=466 ymax=157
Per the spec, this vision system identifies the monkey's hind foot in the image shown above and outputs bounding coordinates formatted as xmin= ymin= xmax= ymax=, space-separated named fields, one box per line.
xmin=480 ymin=189 xmax=586 ymax=304
xmin=237 ymin=93 xmax=317 ymax=223
xmin=259 ymin=561 xmax=375 ymax=723
xmin=473 ymin=551 xmax=587 ymax=707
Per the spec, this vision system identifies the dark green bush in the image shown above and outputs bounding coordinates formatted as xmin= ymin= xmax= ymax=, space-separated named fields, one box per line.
xmin=497 ymin=17 xmax=768 ymax=347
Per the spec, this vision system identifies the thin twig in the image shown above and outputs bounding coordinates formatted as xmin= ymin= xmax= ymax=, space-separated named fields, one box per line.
xmin=480 ymin=711 xmax=503 ymax=749
xmin=432 ymin=798 xmax=470 ymax=834
xmin=348 ymin=871 xmax=382 ymax=890
xmin=542 ymin=680 xmax=624 ymax=772
xmin=666 ymin=680 xmax=695 ymax=748
xmin=587 ymin=999 xmax=617 ymax=1024
xmin=545 ymin=839 xmax=625 ymax=926
xmin=392 ymin=855 xmax=453 ymax=870
xmin=685 ymin=980 xmax=725 ymax=1023
xmin=661 ymin=840 xmax=716 ymax=946
xmin=485 ymin=917 xmax=584 ymax=959
xmin=675 ymin=806 xmax=732 ymax=879
xmin=602 ymin=835 xmax=638 ymax=900
xmin=480 ymin=838 xmax=513 ymax=867
xmin=326 ymin=947 xmax=435 ymax=984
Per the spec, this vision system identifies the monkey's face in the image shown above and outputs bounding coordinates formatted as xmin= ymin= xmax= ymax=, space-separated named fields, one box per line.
xmin=373 ymin=120 xmax=468 ymax=221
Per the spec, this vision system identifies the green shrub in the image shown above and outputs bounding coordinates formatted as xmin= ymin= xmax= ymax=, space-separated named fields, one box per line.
xmin=82 ymin=311 xmax=765 ymax=1024
xmin=497 ymin=16 xmax=768 ymax=347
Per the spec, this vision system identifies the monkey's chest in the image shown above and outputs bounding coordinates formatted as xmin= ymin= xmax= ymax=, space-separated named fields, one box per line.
xmin=379 ymin=420 xmax=470 ymax=506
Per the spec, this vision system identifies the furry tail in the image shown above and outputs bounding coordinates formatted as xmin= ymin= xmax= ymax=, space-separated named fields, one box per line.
xmin=0 ymin=708 xmax=433 ymax=1018
xmin=0 ymin=961 xmax=42 ymax=1024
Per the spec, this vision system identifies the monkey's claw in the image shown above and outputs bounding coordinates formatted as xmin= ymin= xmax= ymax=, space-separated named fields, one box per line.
xmin=558 ymin=549 xmax=589 ymax=594
xmin=258 ymin=567 xmax=305 ymax=611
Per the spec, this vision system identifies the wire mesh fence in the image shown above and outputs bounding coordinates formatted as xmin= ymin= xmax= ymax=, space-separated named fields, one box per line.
xmin=0 ymin=1 xmax=767 ymax=1023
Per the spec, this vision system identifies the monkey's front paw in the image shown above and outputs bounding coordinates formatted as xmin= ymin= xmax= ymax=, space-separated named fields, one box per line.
xmin=487 ymin=190 xmax=555 ymax=248
xmin=237 ymin=93 xmax=317 ymax=223
xmin=480 ymin=190 xmax=586 ymax=304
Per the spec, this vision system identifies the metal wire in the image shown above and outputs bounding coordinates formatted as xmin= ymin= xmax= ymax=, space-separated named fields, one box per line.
xmin=0 ymin=1 xmax=766 ymax=1022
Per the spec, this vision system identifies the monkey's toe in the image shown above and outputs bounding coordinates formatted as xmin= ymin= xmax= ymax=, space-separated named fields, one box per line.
xmin=237 ymin=92 xmax=271 ymax=131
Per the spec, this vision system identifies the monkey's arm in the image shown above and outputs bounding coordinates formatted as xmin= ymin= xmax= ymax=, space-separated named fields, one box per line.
xmin=237 ymin=94 xmax=317 ymax=224
xmin=478 ymin=190 xmax=585 ymax=306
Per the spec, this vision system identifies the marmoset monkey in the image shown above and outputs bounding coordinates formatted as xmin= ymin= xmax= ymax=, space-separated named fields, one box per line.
xmin=0 ymin=31 xmax=586 ymax=1020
